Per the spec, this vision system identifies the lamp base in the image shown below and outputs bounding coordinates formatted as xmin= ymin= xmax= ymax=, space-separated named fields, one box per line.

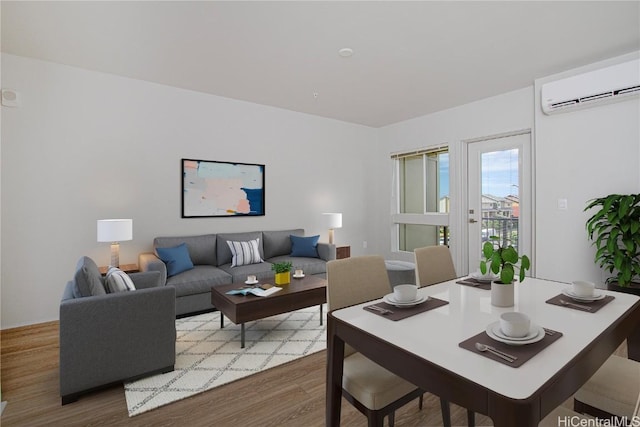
xmin=110 ymin=243 xmax=120 ymax=268
xmin=328 ymin=229 xmax=335 ymax=245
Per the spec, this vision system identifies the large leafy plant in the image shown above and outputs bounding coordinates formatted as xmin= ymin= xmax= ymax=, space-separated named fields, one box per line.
xmin=480 ymin=236 xmax=531 ymax=284
xmin=585 ymin=194 xmax=640 ymax=286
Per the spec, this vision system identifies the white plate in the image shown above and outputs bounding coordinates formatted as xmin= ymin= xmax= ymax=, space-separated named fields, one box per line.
xmin=489 ymin=322 xmax=539 ymax=341
xmin=485 ymin=321 xmax=545 ymax=346
xmin=293 ymin=274 xmax=305 ymax=279
xmin=561 ymin=287 xmax=605 ymax=302
xmin=383 ymin=294 xmax=428 ymax=307
xmin=245 ymin=279 xmax=259 ymax=285
xmin=469 ymin=271 xmax=498 ymax=283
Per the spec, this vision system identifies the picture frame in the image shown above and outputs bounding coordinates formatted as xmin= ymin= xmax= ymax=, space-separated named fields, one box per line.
xmin=182 ymin=158 xmax=265 ymax=218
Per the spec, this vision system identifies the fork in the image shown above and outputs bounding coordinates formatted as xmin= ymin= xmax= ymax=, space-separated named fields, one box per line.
xmin=559 ymin=299 xmax=593 ymax=311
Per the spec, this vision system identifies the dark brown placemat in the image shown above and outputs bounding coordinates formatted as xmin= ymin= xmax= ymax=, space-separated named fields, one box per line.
xmin=546 ymin=294 xmax=614 ymax=313
xmin=363 ymin=297 xmax=449 ymax=321
xmin=456 ymin=277 xmax=491 ymax=290
xmin=459 ymin=327 xmax=563 ymax=367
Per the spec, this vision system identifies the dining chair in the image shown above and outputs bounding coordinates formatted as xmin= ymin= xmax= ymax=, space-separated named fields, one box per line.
xmin=327 ymin=255 xmax=428 ymax=427
xmin=414 ymin=245 xmax=457 ymax=287
xmin=573 ymin=354 xmax=640 ymax=421
xmin=413 ymin=245 xmax=476 ymax=426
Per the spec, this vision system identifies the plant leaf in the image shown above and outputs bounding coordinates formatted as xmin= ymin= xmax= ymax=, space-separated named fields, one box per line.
xmin=501 ymin=264 xmax=514 ymax=284
xmin=502 ymin=246 xmax=518 ymax=264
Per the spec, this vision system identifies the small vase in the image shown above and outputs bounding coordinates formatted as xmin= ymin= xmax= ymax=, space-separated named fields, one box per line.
xmin=275 ymin=271 xmax=290 ymax=285
xmin=491 ymin=281 xmax=514 ymax=307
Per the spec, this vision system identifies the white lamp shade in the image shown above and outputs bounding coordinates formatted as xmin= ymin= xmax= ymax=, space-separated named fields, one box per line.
xmin=323 ymin=213 xmax=342 ymax=229
xmin=97 ymin=219 xmax=133 ymax=242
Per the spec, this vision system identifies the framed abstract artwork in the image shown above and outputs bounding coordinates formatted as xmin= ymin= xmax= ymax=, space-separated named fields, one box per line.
xmin=182 ymin=158 xmax=265 ymax=218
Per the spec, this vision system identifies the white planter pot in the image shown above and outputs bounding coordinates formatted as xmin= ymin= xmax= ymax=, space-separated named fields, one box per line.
xmin=491 ymin=281 xmax=514 ymax=307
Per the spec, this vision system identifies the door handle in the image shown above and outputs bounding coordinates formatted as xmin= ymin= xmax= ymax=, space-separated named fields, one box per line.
xmin=469 ymin=219 xmax=478 ymax=223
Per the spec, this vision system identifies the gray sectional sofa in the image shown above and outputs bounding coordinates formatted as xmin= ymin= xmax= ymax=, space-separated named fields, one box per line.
xmin=138 ymin=229 xmax=335 ymax=316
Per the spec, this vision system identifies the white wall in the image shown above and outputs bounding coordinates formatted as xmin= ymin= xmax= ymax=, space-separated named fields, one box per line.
xmin=372 ymin=52 xmax=640 ymax=287
xmin=0 ymin=54 xmax=376 ymax=328
xmin=534 ymin=52 xmax=640 ymax=284
xmin=374 ymin=87 xmax=535 ymax=271
xmin=3 ymin=51 xmax=639 ymax=328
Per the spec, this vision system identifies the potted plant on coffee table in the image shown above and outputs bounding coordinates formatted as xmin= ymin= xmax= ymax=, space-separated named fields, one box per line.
xmin=480 ymin=236 xmax=531 ymax=307
xmin=585 ymin=194 xmax=640 ymax=294
xmin=272 ymin=261 xmax=293 ymax=285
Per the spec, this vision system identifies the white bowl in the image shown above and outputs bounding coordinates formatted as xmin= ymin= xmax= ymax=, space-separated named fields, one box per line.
xmin=393 ymin=284 xmax=418 ymax=303
xmin=499 ymin=312 xmax=531 ymax=338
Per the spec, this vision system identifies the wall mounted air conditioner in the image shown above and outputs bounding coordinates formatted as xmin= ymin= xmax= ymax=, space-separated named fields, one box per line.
xmin=541 ymin=59 xmax=640 ymax=115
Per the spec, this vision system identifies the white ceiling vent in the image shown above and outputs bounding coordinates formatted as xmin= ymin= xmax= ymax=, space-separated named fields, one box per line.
xmin=541 ymin=59 xmax=640 ymax=115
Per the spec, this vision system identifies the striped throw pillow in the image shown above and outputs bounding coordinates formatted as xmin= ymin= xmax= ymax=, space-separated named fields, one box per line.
xmin=105 ymin=267 xmax=136 ymax=293
xmin=227 ymin=238 xmax=264 ymax=267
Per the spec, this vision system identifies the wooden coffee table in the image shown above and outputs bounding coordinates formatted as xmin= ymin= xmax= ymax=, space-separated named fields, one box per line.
xmin=210 ymin=275 xmax=327 ymax=348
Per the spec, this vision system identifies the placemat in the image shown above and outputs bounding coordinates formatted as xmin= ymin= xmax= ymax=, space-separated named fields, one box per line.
xmin=363 ymin=297 xmax=449 ymax=321
xmin=459 ymin=327 xmax=563 ymax=368
xmin=545 ymin=294 xmax=615 ymax=313
xmin=456 ymin=277 xmax=491 ymax=290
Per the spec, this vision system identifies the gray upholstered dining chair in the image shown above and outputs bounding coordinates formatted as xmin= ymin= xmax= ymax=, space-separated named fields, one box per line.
xmin=327 ymin=255 xmax=427 ymax=427
xmin=413 ymin=245 xmax=476 ymax=426
xmin=573 ymin=354 xmax=640 ymax=421
xmin=414 ymin=245 xmax=457 ymax=287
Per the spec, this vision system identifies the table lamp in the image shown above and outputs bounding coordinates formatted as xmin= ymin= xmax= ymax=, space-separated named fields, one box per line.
xmin=323 ymin=213 xmax=342 ymax=244
xmin=97 ymin=219 xmax=133 ymax=268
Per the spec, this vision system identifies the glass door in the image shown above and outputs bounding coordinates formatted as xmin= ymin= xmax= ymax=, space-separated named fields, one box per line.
xmin=467 ymin=132 xmax=532 ymax=275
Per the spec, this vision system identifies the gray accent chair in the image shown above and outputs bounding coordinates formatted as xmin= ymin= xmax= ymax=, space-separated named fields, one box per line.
xmin=59 ymin=257 xmax=176 ymax=404
xmin=139 ymin=229 xmax=335 ymax=317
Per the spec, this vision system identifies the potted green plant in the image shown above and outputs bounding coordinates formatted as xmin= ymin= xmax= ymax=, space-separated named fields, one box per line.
xmin=585 ymin=194 xmax=640 ymax=293
xmin=271 ymin=261 xmax=293 ymax=285
xmin=480 ymin=236 xmax=531 ymax=307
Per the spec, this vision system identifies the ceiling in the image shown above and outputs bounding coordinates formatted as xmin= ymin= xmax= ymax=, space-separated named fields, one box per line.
xmin=2 ymin=1 xmax=639 ymax=128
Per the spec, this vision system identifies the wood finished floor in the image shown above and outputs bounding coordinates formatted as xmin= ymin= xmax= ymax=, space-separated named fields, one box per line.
xmin=1 ymin=321 xmax=624 ymax=427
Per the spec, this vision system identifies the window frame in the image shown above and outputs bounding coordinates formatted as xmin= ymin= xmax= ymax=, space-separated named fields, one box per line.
xmin=391 ymin=145 xmax=450 ymax=253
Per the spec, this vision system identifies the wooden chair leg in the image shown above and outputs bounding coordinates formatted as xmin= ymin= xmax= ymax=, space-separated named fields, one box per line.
xmin=467 ymin=409 xmax=475 ymax=426
xmin=388 ymin=411 xmax=395 ymax=427
xmin=440 ymin=398 xmax=451 ymax=427
xmin=367 ymin=411 xmax=385 ymax=427
xmin=419 ymin=394 xmax=423 ymax=410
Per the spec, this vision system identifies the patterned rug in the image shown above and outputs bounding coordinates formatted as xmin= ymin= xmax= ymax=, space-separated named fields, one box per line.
xmin=124 ymin=305 xmax=327 ymax=417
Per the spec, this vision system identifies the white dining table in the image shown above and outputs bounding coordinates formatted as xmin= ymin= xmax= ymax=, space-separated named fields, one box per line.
xmin=326 ymin=277 xmax=640 ymax=427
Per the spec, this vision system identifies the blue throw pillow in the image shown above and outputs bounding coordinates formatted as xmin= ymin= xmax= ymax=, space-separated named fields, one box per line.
xmin=290 ymin=235 xmax=320 ymax=258
xmin=156 ymin=243 xmax=194 ymax=277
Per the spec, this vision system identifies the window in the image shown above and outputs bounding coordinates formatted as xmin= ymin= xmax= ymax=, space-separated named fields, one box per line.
xmin=392 ymin=147 xmax=450 ymax=252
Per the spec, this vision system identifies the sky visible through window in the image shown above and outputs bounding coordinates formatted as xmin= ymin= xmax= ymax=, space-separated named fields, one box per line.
xmin=481 ymin=149 xmax=519 ymax=197
xmin=438 ymin=149 xmax=519 ymax=198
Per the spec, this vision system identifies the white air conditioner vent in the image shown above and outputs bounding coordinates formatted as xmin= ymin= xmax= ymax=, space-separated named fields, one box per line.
xmin=541 ymin=59 xmax=640 ymax=115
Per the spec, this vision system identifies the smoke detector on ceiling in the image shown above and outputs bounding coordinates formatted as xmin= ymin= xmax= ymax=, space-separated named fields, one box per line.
xmin=338 ymin=48 xmax=354 ymax=58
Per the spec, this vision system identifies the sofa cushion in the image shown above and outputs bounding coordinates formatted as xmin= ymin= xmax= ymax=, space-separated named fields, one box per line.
xmin=105 ymin=267 xmax=136 ymax=293
xmin=218 ymin=262 xmax=275 ymax=283
xmin=227 ymin=238 xmax=264 ymax=267
xmin=166 ymin=265 xmax=232 ymax=297
xmin=263 ymin=229 xmax=304 ymax=259
xmin=217 ymin=232 xmax=263 ymax=266
xmin=290 ymin=234 xmax=320 ymax=258
xmin=154 ymin=234 xmax=217 ymax=266
xmin=73 ymin=256 xmax=106 ymax=297
xmin=156 ymin=243 xmax=195 ymax=277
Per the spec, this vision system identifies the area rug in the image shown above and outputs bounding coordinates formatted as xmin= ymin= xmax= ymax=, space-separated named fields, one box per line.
xmin=124 ymin=305 xmax=327 ymax=417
